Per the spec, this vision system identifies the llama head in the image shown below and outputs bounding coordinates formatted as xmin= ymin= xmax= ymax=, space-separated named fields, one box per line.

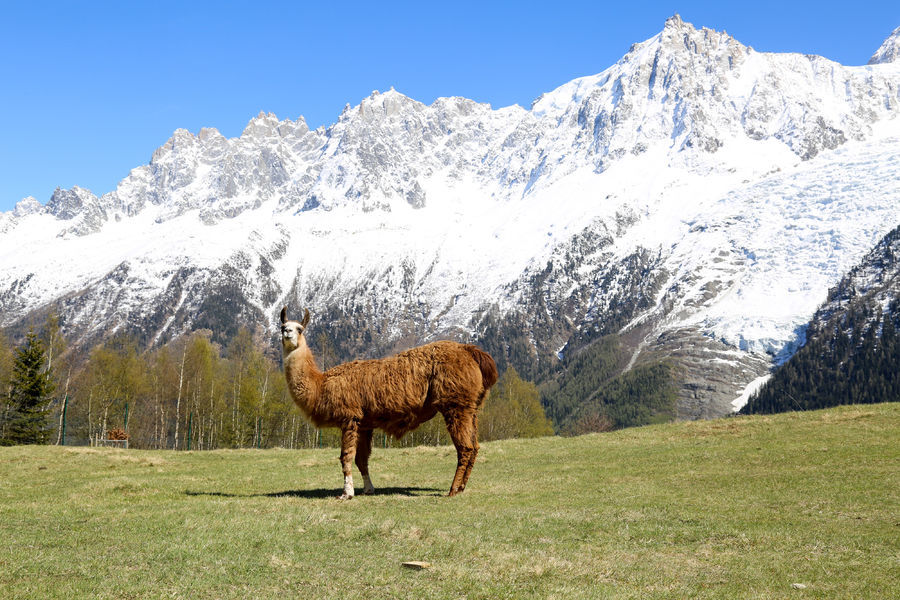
xmin=280 ymin=306 xmax=310 ymax=353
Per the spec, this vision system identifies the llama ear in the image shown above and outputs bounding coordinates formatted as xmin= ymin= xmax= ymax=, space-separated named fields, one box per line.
xmin=280 ymin=306 xmax=287 ymax=324
xmin=300 ymin=308 xmax=310 ymax=330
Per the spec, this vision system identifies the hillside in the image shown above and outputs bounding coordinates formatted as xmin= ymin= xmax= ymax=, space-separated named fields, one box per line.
xmin=741 ymin=224 xmax=900 ymax=413
xmin=1 ymin=404 xmax=897 ymax=599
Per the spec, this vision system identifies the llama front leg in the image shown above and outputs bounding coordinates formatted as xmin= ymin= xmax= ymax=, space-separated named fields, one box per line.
xmin=355 ymin=428 xmax=375 ymax=495
xmin=338 ymin=420 xmax=359 ymax=500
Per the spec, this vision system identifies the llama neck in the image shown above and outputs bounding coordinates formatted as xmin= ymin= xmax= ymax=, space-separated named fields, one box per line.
xmin=284 ymin=337 xmax=325 ymax=416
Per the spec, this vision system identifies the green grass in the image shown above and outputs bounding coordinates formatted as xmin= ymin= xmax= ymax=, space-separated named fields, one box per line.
xmin=1 ymin=404 xmax=898 ymax=599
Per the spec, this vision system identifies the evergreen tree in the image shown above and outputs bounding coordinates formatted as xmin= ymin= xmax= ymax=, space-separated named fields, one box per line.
xmin=1 ymin=329 xmax=56 ymax=445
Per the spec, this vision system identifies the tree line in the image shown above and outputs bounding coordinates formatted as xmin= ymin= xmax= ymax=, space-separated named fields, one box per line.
xmin=0 ymin=315 xmax=554 ymax=449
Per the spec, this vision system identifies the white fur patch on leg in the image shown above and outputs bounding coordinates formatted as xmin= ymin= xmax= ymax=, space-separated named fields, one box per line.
xmin=341 ymin=475 xmax=354 ymax=500
xmin=362 ymin=474 xmax=375 ymax=495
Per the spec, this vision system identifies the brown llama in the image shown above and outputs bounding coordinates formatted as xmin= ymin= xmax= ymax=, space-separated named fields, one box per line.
xmin=280 ymin=307 xmax=498 ymax=499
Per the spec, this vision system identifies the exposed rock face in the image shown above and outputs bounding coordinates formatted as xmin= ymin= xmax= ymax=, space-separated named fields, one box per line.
xmin=46 ymin=186 xmax=111 ymax=236
xmin=2 ymin=16 xmax=899 ymax=419
xmin=648 ymin=327 xmax=772 ymax=419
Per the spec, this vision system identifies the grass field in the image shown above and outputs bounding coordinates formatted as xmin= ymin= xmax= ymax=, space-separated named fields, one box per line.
xmin=1 ymin=404 xmax=898 ymax=599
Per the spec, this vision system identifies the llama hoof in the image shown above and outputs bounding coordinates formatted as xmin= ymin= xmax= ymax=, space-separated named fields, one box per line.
xmin=338 ymin=493 xmax=354 ymax=500
xmin=363 ymin=487 xmax=375 ymax=495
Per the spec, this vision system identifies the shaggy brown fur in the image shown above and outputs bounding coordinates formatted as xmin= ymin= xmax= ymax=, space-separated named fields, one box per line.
xmin=280 ymin=307 xmax=498 ymax=498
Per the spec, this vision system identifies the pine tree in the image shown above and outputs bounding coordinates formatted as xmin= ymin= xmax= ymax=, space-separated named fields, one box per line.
xmin=1 ymin=329 xmax=56 ymax=445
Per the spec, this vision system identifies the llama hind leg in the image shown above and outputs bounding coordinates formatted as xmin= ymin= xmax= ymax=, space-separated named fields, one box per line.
xmin=444 ymin=409 xmax=477 ymax=497
xmin=458 ymin=413 xmax=480 ymax=492
xmin=339 ymin=421 xmax=359 ymax=500
xmin=355 ymin=428 xmax=375 ymax=495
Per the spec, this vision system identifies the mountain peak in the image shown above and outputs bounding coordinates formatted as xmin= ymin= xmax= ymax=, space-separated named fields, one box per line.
xmin=150 ymin=128 xmax=197 ymax=164
xmin=46 ymin=186 xmax=99 ymax=220
xmin=868 ymin=25 xmax=900 ymax=65
xmin=355 ymin=87 xmax=420 ymax=120
xmin=663 ymin=13 xmax=686 ymax=31
xmin=242 ymin=111 xmax=281 ymax=137
xmin=12 ymin=196 xmax=42 ymax=218
xmin=656 ymin=13 xmax=743 ymax=55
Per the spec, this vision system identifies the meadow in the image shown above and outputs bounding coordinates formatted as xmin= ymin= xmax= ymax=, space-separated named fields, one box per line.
xmin=1 ymin=403 xmax=898 ymax=599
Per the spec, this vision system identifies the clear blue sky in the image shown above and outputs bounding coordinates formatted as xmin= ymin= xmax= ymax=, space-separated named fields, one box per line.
xmin=1 ymin=0 xmax=898 ymax=213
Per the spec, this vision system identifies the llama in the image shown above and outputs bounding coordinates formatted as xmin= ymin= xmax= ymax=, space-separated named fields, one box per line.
xmin=280 ymin=306 xmax=498 ymax=498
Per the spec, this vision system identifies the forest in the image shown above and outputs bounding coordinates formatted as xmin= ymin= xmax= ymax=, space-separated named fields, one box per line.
xmin=539 ymin=334 xmax=678 ymax=433
xmin=0 ymin=314 xmax=553 ymax=449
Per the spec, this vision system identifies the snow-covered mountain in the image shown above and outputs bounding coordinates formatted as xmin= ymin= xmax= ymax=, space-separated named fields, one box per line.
xmin=2 ymin=15 xmax=899 ymax=418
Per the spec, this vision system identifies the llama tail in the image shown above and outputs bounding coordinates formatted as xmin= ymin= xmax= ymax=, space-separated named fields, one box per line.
xmin=464 ymin=345 xmax=499 ymax=391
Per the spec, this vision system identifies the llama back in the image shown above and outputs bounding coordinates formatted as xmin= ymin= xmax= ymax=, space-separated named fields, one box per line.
xmin=320 ymin=343 xmax=451 ymax=438
xmin=316 ymin=341 xmax=497 ymax=430
xmin=323 ymin=352 xmax=433 ymax=417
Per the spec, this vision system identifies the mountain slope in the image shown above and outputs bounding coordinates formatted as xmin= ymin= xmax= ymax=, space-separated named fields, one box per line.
xmin=2 ymin=15 xmax=899 ymax=418
xmin=740 ymin=224 xmax=900 ymax=413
